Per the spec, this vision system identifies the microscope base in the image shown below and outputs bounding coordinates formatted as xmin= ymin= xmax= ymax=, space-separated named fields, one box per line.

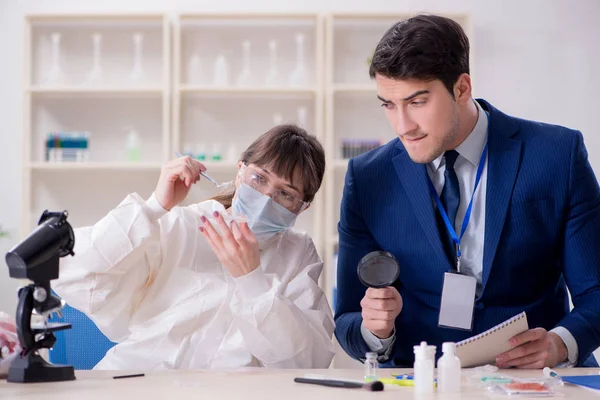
xmin=7 ymin=352 xmax=75 ymax=383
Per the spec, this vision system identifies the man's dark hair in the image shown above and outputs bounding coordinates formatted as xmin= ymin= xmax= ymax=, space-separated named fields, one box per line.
xmin=369 ymin=14 xmax=470 ymax=96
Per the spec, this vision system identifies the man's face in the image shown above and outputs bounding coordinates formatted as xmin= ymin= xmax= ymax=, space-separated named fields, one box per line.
xmin=375 ymin=75 xmax=460 ymax=164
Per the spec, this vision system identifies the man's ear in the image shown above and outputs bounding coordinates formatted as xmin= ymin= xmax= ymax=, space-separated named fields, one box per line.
xmin=453 ymin=73 xmax=472 ymax=105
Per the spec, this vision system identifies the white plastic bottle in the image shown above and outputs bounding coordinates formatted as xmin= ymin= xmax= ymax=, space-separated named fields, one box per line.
xmin=413 ymin=341 xmax=436 ymax=394
xmin=437 ymin=342 xmax=462 ymax=393
xmin=125 ymin=128 xmax=141 ymax=162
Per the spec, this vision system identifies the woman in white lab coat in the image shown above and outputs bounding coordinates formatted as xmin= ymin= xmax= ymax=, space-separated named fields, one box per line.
xmin=52 ymin=125 xmax=335 ymax=370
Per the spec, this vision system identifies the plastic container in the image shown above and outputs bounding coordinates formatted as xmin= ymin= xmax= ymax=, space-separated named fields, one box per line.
xmin=45 ymin=132 xmax=90 ymax=162
xmin=414 ymin=341 xmax=436 ymax=394
xmin=437 ymin=342 xmax=461 ymax=393
xmin=126 ymin=128 xmax=141 ymax=162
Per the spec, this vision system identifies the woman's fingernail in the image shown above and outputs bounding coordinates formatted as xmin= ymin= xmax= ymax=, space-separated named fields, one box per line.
xmin=200 ymin=216 xmax=207 ymax=223
xmin=213 ymin=211 xmax=220 ymax=218
xmin=199 ymin=227 xmax=204 ymax=233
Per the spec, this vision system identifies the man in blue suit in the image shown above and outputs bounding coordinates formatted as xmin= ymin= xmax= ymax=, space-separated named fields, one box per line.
xmin=335 ymin=14 xmax=600 ymax=368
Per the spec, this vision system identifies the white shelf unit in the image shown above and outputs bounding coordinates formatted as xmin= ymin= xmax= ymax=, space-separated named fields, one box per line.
xmin=180 ymin=85 xmax=318 ymax=95
xmin=22 ymin=14 xmax=170 ymax=234
xmin=28 ymin=87 xmax=164 ymax=94
xmin=332 ymin=83 xmax=377 ymax=93
xmin=19 ymin=14 xmax=474 ymax=369
xmin=323 ymin=12 xmax=473 ymax=320
xmin=28 ymin=162 xmax=163 ymax=171
xmin=173 ymin=13 xmax=326 ymax=257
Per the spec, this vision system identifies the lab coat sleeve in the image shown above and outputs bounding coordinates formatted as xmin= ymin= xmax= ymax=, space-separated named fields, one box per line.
xmin=53 ymin=192 xmax=168 ymax=342
xmin=229 ymin=237 xmax=335 ymax=368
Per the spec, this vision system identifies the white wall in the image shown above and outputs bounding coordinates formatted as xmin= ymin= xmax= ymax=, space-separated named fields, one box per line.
xmin=1 ymin=0 xmax=599 ymax=363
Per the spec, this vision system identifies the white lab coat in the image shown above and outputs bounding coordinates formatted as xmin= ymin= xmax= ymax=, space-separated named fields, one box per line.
xmin=53 ymin=193 xmax=335 ymax=370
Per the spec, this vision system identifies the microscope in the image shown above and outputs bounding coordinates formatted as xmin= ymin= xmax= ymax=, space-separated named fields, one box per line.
xmin=5 ymin=210 xmax=76 ymax=383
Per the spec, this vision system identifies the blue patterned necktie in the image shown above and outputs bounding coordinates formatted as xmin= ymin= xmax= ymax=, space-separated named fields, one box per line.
xmin=438 ymin=150 xmax=460 ymax=265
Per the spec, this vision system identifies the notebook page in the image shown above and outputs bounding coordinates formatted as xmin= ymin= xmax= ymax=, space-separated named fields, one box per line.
xmin=455 ymin=312 xmax=529 ymax=368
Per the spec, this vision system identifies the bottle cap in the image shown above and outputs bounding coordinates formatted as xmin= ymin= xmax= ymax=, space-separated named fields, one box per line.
xmin=442 ymin=342 xmax=457 ymax=354
xmin=413 ymin=341 xmax=436 ymax=359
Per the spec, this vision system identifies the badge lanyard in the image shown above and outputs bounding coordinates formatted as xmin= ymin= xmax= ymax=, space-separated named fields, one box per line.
xmin=426 ymin=113 xmax=489 ymax=273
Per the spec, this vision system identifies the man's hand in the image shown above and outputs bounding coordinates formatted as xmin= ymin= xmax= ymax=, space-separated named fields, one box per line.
xmin=360 ymin=287 xmax=402 ymax=339
xmin=495 ymin=328 xmax=568 ymax=369
xmin=155 ymin=155 xmax=206 ymax=211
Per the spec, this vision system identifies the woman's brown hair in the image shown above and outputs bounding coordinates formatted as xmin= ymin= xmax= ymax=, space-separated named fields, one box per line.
xmin=211 ymin=124 xmax=325 ymax=209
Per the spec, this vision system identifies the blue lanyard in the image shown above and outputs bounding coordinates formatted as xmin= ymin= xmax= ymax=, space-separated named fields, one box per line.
xmin=427 ymin=143 xmax=488 ymax=273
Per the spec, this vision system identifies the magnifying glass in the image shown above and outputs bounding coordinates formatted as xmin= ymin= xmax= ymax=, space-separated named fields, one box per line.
xmin=357 ymin=251 xmax=400 ymax=288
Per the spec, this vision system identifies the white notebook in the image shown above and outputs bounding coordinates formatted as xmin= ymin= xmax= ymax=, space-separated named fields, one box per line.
xmin=455 ymin=312 xmax=529 ymax=368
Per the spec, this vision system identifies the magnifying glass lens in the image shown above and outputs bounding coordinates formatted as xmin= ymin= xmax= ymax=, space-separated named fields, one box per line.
xmin=357 ymin=251 xmax=400 ymax=288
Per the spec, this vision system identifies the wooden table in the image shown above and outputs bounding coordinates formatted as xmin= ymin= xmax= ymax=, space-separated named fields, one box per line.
xmin=1 ymin=368 xmax=599 ymax=399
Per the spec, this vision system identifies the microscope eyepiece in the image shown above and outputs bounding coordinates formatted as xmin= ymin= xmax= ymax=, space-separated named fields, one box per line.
xmin=6 ymin=210 xmax=74 ymax=281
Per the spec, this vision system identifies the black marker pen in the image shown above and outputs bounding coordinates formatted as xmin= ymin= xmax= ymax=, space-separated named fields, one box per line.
xmin=113 ymin=373 xmax=145 ymax=379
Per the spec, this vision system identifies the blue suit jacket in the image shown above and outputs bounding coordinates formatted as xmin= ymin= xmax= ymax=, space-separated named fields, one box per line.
xmin=334 ymin=99 xmax=600 ymax=367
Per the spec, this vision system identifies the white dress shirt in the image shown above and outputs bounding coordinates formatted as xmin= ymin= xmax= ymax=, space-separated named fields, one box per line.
xmin=361 ymin=101 xmax=578 ymax=365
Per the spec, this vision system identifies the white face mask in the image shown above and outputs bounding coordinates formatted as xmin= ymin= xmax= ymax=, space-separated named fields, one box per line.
xmin=232 ymin=183 xmax=298 ymax=242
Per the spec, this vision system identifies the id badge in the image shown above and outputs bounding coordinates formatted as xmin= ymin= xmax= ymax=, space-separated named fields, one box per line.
xmin=438 ymin=272 xmax=477 ymax=331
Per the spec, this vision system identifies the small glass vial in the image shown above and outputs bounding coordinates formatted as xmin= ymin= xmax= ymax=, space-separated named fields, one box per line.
xmin=364 ymin=352 xmax=378 ymax=382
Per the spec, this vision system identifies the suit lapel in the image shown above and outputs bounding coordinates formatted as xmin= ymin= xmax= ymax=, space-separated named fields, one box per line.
xmin=479 ymin=100 xmax=522 ymax=295
xmin=392 ymin=145 xmax=451 ymax=271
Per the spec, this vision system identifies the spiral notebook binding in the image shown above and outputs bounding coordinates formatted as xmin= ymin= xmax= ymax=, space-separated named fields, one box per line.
xmin=456 ymin=312 xmax=526 ymax=347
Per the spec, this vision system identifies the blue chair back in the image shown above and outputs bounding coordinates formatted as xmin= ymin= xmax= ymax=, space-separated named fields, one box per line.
xmin=49 ymin=302 xmax=116 ymax=370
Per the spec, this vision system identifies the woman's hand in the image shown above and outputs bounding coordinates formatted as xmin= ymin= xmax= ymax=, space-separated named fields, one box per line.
xmin=155 ymin=155 xmax=206 ymax=211
xmin=199 ymin=211 xmax=260 ymax=278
